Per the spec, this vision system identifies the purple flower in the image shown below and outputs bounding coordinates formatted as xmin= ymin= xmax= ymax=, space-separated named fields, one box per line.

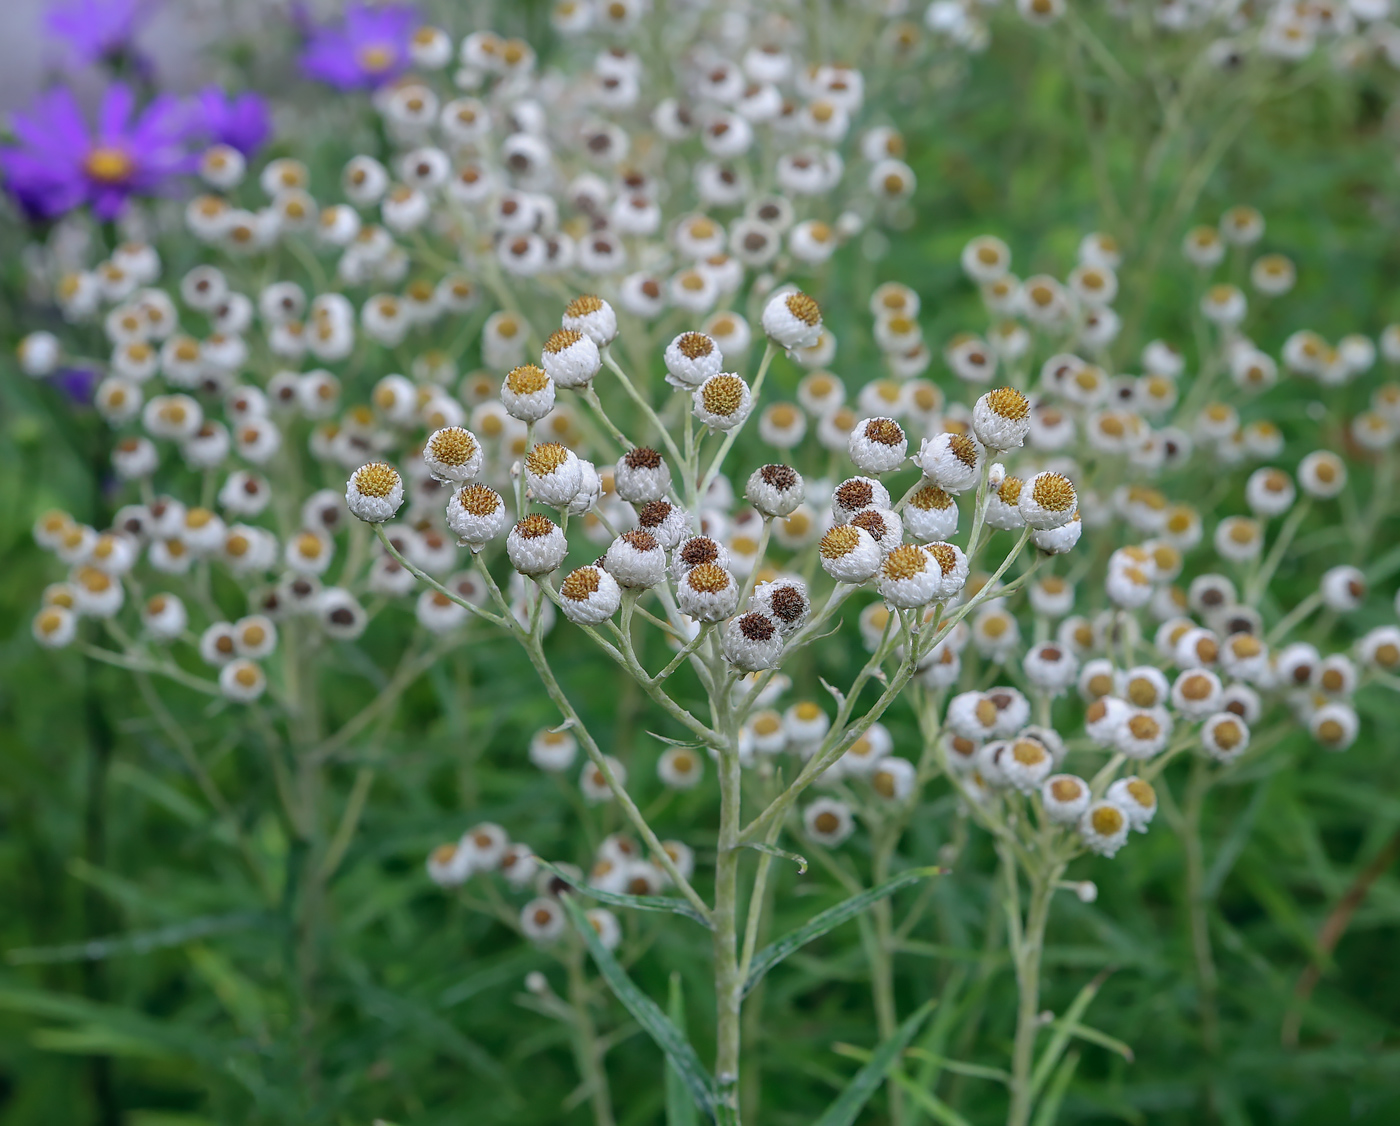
xmin=45 ymin=0 xmax=155 ymax=68
xmin=51 ymin=367 xmax=98 ymax=405
xmin=301 ymin=3 xmax=418 ymax=90
xmin=0 ymin=83 xmax=200 ymax=222
xmin=199 ymin=87 xmax=272 ymax=157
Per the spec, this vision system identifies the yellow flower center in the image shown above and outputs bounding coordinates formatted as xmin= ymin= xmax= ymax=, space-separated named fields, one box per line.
xmin=85 ymin=147 xmax=135 ymax=184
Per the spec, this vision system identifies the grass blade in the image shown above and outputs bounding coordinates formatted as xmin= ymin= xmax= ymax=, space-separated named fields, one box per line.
xmin=561 ymin=893 xmax=716 ymax=1119
xmin=538 ymin=858 xmax=712 ymax=929
xmin=814 ymin=999 xmax=936 ymax=1126
xmin=744 ymin=867 xmax=945 ymax=996
xmin=667 ymin=973 xmax=699 ymax=1126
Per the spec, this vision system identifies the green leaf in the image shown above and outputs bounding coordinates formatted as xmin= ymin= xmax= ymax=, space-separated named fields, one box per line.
xmin=538 ymin=859 xmax=713 ymax=928
xmin=744 ymin=867 xmax=945 ymax=996
xmin=1030 ymin=969 xmax=1112 ymax=1099
xmin=666 ymin=973 xmax=699 ymax=1126
xmin=5 ymin=912 xmax=266 ymax=965
xmin=812 ymin=999 xmax=936 ymax=1126
xmin=1030 ymin=1049 xmax=1080 ymax=1126
xmin=1043 ymin=1019 xmax=1134 ymax=1064
xmin=890 ymin=1071 xmax=974 ymax=1126
xmin=560 ymin=893 xmax=716 ymax=1119
xmin=742 ymin=841 xmax=808 ymax=874
xmin=31 ymin=1023 xmax=179 ymax=1059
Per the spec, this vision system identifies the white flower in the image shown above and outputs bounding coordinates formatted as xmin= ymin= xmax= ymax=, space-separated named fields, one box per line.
xmin=32 ymin=605 xmax=77 ymax=648
xmin=541 ymin=328 xmax=601 ymax=388
xmin=693 ymin=373 xmax=753 ymax=431
xmin=1079 ymin=801 xmax=1130 ymax=857
xmin=1032 ymin=514 xmax=1082 ymax=554
xmin=664 ymin=331 xmax=723 ymax=388
xmin=722 ymin=612 xmax=785 ymax=671
xmin=1107 ymin=777 xmax=1157 ymax=832
xmin=423 ymin=427 xmax=484 ymax=483
xmin=678 ymin=563 xmax=740 ymax=621
xmin=746 ymin=464 xmax=805 ymax=517
xmin=1042 ymin=774 xmax=1090 ymax=824
xmin=803 ymin=798 xmax=854 ymax=845
xmin=1019 ymin=472 xmax=1078 ymax=530
xmin=562 ymin=295 xmax=618 ymax=346
xmin=635 ymin=499 xmax=690 ymax=548
xmin=603 ymin=530 xmax=668 ymax=588
xmin=749 ymin=579 xmax=810 ymax=634
xmin=658 ymin=746 xmax=704 ymax=790
xmin=526 ymin=443 xmax=583 ymax=508
xmin=761 ymin=289 xmax=823 ymax=349
xmin=819 ymin=524 xmax=881 ymax=583
xmin=922 ymin=542 xmax=970 ymax=600
xmin=446 ymin=484 xmax=508 ymax=548
xmin=1201 ymin=712 xmax=1251 ymax=763
xmin=529 ymin=728 xmax=577 ymax=772
xmin=848 ymin=417 xmax=909 ymax=474
xmin=1309 ymin=702 xmax=1359 ymax=751
xmin=831 ymin=477 xmax=892 ymax=523
xmin=502 ymin=364 xmax=556 ymax=421
xmin=972 ymin=387 xmax=1031 ymax=450
xmin=876 ymin=545 xmax=939 ymax=608
xmin=346 ymin=463 xmax=404 ymax=522
xmin=507 ymin=515 xmax=568 ymax=575
xmin=426 ymin=841 xmax=472 ymax=887
xmin=219 ymin=659 xmax=267 ymax=703
xmin=615 ymin=447 xmax=672 ymax=502
xmin=913 ymin=432 xmax=983 ymax=493
xmin=520 ymin=898 xmax=567 ymax=942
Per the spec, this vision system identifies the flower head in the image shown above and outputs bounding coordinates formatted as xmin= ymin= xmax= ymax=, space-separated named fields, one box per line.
xmin=302 ymin=3 xmax=419 ymax=90
xmin=1 ymin=83 xmax=199 ymax=220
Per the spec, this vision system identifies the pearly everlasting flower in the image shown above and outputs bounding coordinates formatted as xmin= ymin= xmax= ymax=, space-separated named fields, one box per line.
xmin=423 ymin=427 xmax=484 ymax=484
xmin=541 ymin=328 xmax=601 ymax=388
xmin=903 ymin=484 xmax=959 ymax=540
xmin=678 ymin=563 xmax=740 ymax=621
xmin=746 ymin=464 xmax=805 ymax=518
xmin=561 ymin=295 xmax=618 ymax=347
xmin=559 ymin=565 xmax=622 ymax=625
xmin=1019 ymin=473 xmax=1078 ymax=530
xmin=973 ymin=387 xmax=1031 ymax=450
xmin=803 ymin=798 xmax=854 ymax=845
xmin=1042 ymin=774 xmax=1091 ymax=824
xmin=346 ymin=463 xmax=404 ymax=523
xmin=1107 ymin=777 xmax=1157 ymax=833
xmin=722 ymin=611 xmax=784 ymax=671
xmin=848 ymin=417 xmax=909 ymax=474
xmin=664 ymin=332 xmax=724 ymax=388
xmin=1202 ymin=712 xmax=1251 ymax=763
xmin=507 ymin=514 xmax=568 ymax=576
xmin=761 ymin=289 xmax=823 ymax=350
xmin=446 ymin=484 xmax=508 ymax=548
xmin=603 ymin=530 xmax=667 ymax=589
xmin=1310 ymin=702 xmax=1359 ymax=751
xmin=693 ymin=373 xmax=753 ymax=431
xmin=502 ymin=364 xmax=556 ymax=422
xmin=819 ymin=524 xmax=882 ymax=583
xmin=525 ymin=443 xmax=583 ymax=508
xmin=749 ymin=579 xmax=810 ymax=634
xmin=876 ymin=544 xmax=940 ymax=608
xmin=1079 ymin=801 xmax=1130 ymax=857
xmin=914 ymin=432 xmax=983 ymax=493
xmin=831 ymin=477 xmax=892 ymax=524
xmin=923 ymin=542 xmax=970 ymax=600
xmin=1297 ymin=450 xmax=1347 ymax=499
xmin=1032 ymin=513 xmax=1082 ymax=555
xmin=615 ymin=447 xmax=672 ymax=503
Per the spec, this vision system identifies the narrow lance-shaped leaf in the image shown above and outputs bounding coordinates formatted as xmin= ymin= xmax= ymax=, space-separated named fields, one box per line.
xmin=537 ymin=858 xmax=712 ymax=929
xmin=744 ymin=866 xmax=946 ymax=996
xmin=666 ymin=973 xmax=699 ymax=1126
xmin=813 ymin=999 xmax=937 ymax=1126
xmin=561 ymin=893 xmax=716 ymax=1119
xmin=1030 ymin=967 xmax=1113 ymax=1098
